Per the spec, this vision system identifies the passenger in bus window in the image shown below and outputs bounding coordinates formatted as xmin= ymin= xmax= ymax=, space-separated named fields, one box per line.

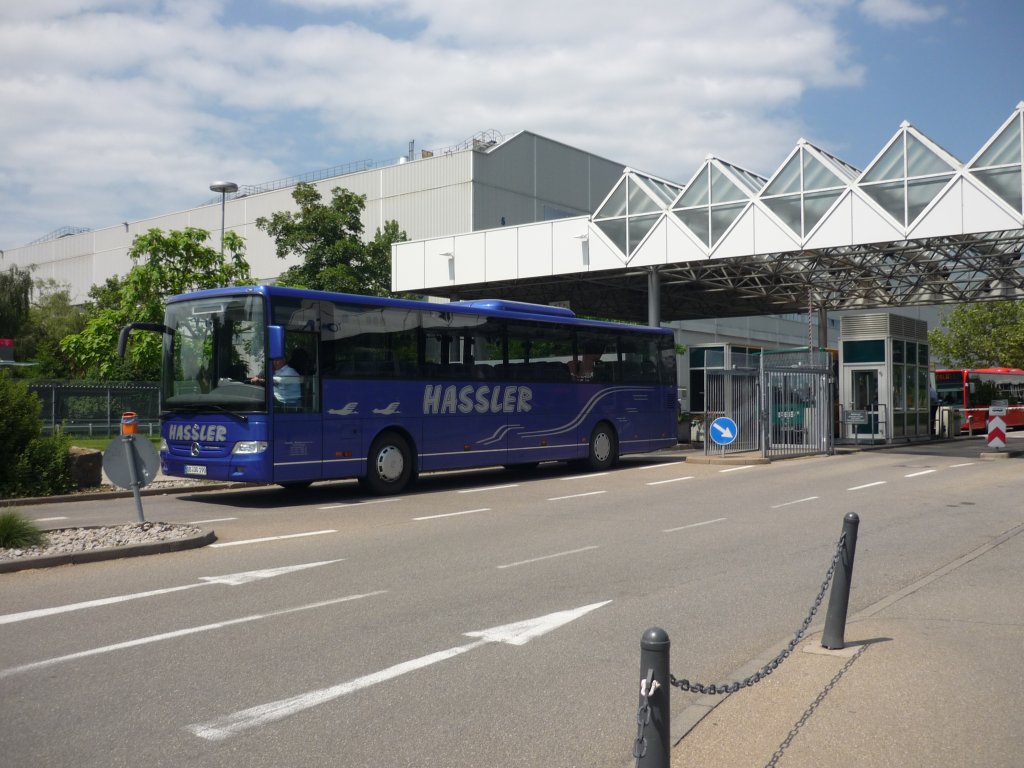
xmin=271 ymin=357 xmax=302 ymax=406
xmin=570 ymin=343 xmax=605 ymax=382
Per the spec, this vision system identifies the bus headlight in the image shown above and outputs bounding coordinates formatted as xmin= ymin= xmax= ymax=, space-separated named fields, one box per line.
xmin=232 ymin=441 xmax=268 ymax=455
xmin=159 ymin=438 xmax=168 ymax=453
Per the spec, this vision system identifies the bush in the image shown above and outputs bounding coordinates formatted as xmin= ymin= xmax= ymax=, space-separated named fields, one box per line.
xmin=0 ymin=371 xmax=43 ymax=494
xmin=10 ymin=431 xmax=74 ymax=498
xmin=0 ymin=372 xmax=75 ymax=498
xmin=0 ymin=510 xmax=47 ymax=549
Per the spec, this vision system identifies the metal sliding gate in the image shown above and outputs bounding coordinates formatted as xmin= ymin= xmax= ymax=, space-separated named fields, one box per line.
xmin=704 ymin=349 xmax=834 ymax=459
xmin=704 ymin=368 xmax=759 ymax=455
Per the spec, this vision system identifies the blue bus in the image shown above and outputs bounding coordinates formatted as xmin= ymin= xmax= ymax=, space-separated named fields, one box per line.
xmin=121 ymin=285 xmax=677 ymax=494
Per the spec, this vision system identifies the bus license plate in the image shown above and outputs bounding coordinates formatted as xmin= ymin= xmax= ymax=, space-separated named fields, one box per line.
xmin=184 ymin=465 xmax=207 ymax=476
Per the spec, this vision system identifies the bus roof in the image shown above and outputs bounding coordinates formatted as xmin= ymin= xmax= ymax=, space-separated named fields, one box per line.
xmin=167 ymin=285 xmax=671 ymax=334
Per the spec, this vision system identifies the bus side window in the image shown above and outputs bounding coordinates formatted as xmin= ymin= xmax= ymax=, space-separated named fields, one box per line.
xmin=283 ymin=335 xmax=318 ymax=412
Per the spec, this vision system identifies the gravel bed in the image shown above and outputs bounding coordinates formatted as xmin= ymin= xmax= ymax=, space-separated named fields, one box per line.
xmin=1 ymin=521 xmax=204 ymax=561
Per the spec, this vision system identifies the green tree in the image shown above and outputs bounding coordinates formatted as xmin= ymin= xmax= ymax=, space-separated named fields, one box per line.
xmin=256 ymin=183 xmax=405 ymax=296
xmin=0 ymin=263 xmax=33 ymax=340
xmin=60 ymin=227 xmax=252 ymax=380
xmin=928 ymin=300 xmax=1024 ymax=368
xmin=16 ymin=280 xmax=87 ymax=378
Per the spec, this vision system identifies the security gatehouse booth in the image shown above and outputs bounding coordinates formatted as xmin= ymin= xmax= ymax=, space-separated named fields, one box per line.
xmin=839 ymin=313 xmax=930 ymax=443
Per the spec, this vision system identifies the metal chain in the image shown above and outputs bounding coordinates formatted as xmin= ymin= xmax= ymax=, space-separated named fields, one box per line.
xmin=670 ymin=531 xmax=847 ymax=696
xmin=632 ymin=668 xmax=659 ymax=763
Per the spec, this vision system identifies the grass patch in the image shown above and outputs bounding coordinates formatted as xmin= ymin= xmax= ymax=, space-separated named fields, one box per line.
xmin=0 ymin=510 xmax=48 ymax=549
xmin=67 ymin=436 xmax=162 ymax=452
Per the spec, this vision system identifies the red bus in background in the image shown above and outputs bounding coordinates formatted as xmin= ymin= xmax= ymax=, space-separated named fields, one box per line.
xmin=934 ymin=368 xmax=1024 ymax=432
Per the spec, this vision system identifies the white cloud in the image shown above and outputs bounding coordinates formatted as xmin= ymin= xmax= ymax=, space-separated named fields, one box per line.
xmin=858 ymin=0 xmax=946 ymax=26
xmin=1 ymin=0 xmax=872 ymax=248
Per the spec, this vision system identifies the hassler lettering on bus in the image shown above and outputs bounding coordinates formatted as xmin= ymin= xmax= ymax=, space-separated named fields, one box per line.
xmin=422 ymin=384 xmax=534 ymax=415
xmin=167 ymin=423 xmax=229 ymax=442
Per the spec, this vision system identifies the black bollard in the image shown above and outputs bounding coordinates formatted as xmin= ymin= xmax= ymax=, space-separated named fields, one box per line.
xmin=636 ymin=627 xmax=670 ymax=768
xmin=821 ymin=512 xmax=859 ymax=649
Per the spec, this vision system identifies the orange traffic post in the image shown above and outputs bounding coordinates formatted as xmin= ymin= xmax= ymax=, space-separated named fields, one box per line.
xmin=121 ymin=411 xmax=138 ymax=436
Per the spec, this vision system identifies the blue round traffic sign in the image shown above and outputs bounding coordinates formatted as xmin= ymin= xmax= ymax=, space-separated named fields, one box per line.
xmin=709 ymin=416 xmax=739 ymax=446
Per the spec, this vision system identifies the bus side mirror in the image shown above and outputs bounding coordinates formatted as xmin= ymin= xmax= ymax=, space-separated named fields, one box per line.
xmin=968 ymin=382 xmax=976 ymax=394
xmin=268 ymin=325 xmax=285 ymax=361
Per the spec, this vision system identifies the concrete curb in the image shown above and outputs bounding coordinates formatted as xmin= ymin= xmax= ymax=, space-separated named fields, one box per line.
xmin=2 ymin=481 xmax=252 ymax=508
xmin=0 ymin=527 xmax=217 ymax=574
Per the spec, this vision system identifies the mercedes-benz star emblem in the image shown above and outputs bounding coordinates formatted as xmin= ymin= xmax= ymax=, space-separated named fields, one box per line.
xmin=191 ymin=442 xmax=200 ymax=457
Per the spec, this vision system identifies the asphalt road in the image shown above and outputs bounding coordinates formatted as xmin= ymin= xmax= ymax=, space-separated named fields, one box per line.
xmin=2 ymin=438 xmax=1021 ymax=767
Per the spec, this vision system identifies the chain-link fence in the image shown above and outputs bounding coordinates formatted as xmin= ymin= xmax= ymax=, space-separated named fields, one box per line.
xmin=29 ymin=381 xmax=161 ymax=437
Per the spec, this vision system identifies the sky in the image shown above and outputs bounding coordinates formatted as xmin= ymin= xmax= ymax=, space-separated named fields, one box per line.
xmin=1 ymin=0 xmax=1021 ymax=251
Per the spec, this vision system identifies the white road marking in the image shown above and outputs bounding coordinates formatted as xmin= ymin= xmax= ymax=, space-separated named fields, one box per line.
xmin=188 ymin=517 xmax=238 ymax=524
xmin=636 ymin=462 xmax=685 ymax=470
xmin=209 ymin=530 xmax=337 ymax=548
xmin=0 ymin=560 xmax=345 ymax=625
xmin=414 ymin=508 xmax=490 ymax=521
xmin=458 ymin=484 xmax=519 ymax=494
xmin=562 ymin=472 xmax=607 ymax=481
xmin=770 ymin=496 xmax=819 ymax=509
xmin=0 ymin=584 xmax=203 ymax=625
xmin=31 ymin=516 xmax=68 ymax=522
xmin=950 ymin=462 xmax=976 ymax=468
xmin=497 ymin=546 xmax=599 ymax=569
xmin=848 ymin=481 xmax=886 ymax=491
xmin=187 ymin=601 xmax=612 ymax=741
xmin=905 ymin=469 xmax=937 ymax=478
xmin=719 ymin=465 xmax=755 ymax=473
xmin=646 ymin=476 xmax=694 ymax=486
xmin=547 ymin=491 xmax=606 ymax=501
xmin=663 ymin=518 xmax=727 ymax=533
xmin=319 ymin=498 xmax=404 ymax=510
xmin=0 ymin=592 xmax=385 ymax=680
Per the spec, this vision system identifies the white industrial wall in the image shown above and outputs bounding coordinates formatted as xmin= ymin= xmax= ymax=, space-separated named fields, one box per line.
xmin=472 ymin=133 xmax=624 ymax=230
xmin=4 ymin=132 xmax=624 ymax=304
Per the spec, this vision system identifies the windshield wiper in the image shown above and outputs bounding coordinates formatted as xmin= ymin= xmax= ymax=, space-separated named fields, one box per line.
xmin=166 ymin=403 xmax=250 ymax=423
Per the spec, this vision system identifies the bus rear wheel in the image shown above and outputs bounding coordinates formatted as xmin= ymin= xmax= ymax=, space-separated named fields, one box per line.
xmin=586 ymin=422 xmax=618 ymax=471
xmin=364 ymin=431 xmax=415 ymax=495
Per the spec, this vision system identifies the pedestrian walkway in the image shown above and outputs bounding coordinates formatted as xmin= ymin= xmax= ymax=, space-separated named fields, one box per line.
xmin=670 ymin=521 xmax=1024 ymax=768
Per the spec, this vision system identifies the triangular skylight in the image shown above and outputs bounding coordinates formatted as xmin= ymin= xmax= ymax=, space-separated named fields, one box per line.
xmin=595 ymin=181 xmax=627 ymax=219
xmin=970 ymin=109 xmax=1023 ymax=212
xmin=676 ymin=166 xmax=710 ymax=208
xmin=859 ymin=127 xmax=957 ymax=226
xmin=760 ymin=145 xmax=848 ymax=237
xmin=973 ymin=114 xmax=1021 ymax=168
xmin=627 ymin=178 xmax=662 ymax=215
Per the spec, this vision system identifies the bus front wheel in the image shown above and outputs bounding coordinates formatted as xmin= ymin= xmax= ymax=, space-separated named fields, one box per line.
xmin=364 ymin=431 xmax=414 ymax=495
xmin=586 ymin=422 xmax=618 ymax=471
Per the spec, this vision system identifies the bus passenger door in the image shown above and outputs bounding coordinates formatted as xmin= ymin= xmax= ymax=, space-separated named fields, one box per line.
xmin=271 ymin=335 xmax=323 ymax=485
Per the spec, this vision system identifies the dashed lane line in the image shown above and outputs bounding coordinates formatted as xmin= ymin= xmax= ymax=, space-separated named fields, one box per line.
xmin=770 ymin=496 xmax=819 ymax=509
xmin=414 ymin=508 xmax=490 ymax=521
xmin=847 ymin=481 xmax=886 ymax=491
xmin=0 ymin=592 xmax=386 ymax=680
xmin=209 ymin=530 xmax=337 ymax=548
xmin=547 ymin=491 xmax=607 ymax=502
xmin=646 ymin=476 xmax=695 ymax=486
xmin=496 ymin=546 xmax=599 ymax=569
xmin=457 ymin=484 xmax=519 ymax=494
xmin=664 ymin=518 xmax=727 ymax=533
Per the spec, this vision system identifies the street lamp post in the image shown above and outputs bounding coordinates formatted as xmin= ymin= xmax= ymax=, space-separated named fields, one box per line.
xmin=209 ymin=181 xmax=239 ymax=255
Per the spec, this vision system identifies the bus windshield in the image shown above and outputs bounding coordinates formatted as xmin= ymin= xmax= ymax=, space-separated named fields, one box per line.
xmin=162 ymin=295 xmax=267 ymax=411
xmin=934 ymin=371 xmax=965 ymax=406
